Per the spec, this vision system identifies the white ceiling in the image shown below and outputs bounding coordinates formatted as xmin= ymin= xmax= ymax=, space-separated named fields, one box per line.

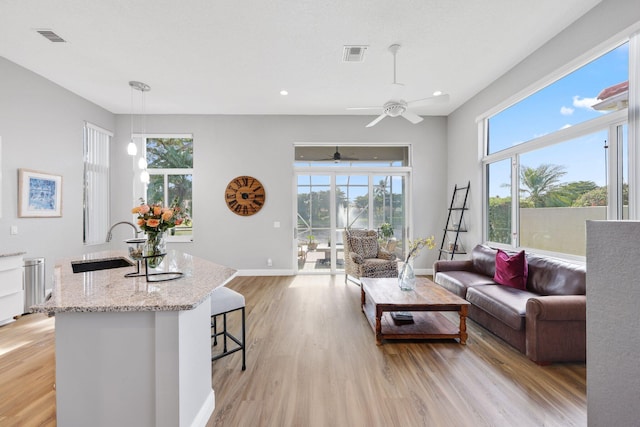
xmin=0 ymin=0 xmax=601 ymax=116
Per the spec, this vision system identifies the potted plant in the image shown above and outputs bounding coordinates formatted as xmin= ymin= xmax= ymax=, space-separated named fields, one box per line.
xmin=307 ymin=235 xmax=318 ymax=250
xmin=379 ymin=223 xmax=394 ymax=240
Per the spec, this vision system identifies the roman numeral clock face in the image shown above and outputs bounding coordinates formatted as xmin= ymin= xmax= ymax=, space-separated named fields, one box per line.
xmin=225 ymin=176 xmax=266 ymax=216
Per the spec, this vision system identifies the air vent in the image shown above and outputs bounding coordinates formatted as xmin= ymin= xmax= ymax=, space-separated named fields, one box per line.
xmin=36 ymin=29 xmax=66 ymax=43
xmin=343 ymin=45 xmax=368 ymax=62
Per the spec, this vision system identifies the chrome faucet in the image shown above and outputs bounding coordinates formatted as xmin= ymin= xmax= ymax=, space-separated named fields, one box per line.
xmin=105 ymin=221 xmax=141 ymax=242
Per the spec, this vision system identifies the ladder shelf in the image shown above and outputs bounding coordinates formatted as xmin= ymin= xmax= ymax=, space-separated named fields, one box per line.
xmin=438 ymin=182 xmax=470 ymax=260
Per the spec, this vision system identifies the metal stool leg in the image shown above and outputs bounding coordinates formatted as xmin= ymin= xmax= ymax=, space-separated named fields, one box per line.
xmin=212 ymin=315 xmax=218 ymax=346
xmin=241 ymin=306 xmax=246 ymax=371
xmin=223 ymin=313 xmax=228 ymax=352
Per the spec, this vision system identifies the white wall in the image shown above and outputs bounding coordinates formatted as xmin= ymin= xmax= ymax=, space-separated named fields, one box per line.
xmin=0 ymin=57 xmax=115 ymax=284
xmin=446 ymin=0 xmax=640 ymax=249
xmin=109 ymin=114 xmax=448 ymax=273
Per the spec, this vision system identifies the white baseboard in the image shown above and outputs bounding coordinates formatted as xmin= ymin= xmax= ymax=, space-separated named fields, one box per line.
xmin=235 ymin=269 xmax=295 ymax=276
xmin=234 ymin=268 xmax=434 ymax=277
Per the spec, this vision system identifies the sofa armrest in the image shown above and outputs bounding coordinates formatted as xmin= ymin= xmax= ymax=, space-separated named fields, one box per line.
xmin=526 ymin=295 xmax=586 ymax=364
xmin=526 ymin=295 xmax=586 ymax=321
xmin=433 ymin=259 xmax=473 ymax=275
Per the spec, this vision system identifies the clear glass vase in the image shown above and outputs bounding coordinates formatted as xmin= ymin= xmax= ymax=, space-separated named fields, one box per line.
xmin=144 ymin=231 xmax=166 ymax=268
xmin=398 ymin=260 xmax=416 ymax=291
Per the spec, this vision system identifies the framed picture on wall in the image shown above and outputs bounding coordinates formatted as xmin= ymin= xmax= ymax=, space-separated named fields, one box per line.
xmin=18 ymin=169 xmax=63 ymax=217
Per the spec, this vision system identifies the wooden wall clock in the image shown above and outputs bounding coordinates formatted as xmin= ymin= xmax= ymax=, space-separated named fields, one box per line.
xmin=224 ymin=176 xmax=266 ymax=216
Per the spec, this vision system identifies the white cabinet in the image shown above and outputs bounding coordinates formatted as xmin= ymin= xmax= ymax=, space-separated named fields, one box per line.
xmin=0 ymin=254 xmax=24 ymax=326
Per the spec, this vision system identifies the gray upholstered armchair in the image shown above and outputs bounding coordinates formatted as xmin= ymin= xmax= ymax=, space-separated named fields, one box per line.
xmin=343 ymin=229 xmax=398 ymax=284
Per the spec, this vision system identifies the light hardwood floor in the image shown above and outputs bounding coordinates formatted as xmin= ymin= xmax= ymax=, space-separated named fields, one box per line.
xmin=0 ymin=275 xmax=586 ymax=427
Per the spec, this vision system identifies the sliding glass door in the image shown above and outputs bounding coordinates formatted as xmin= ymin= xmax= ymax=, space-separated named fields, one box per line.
xmin=296 ymin=172 xmax=408 ymax=274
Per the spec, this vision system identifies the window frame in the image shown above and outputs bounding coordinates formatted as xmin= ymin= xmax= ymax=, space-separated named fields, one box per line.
xmin=134 ymin=133 xmax=194 ymax=243
xmin=480 ymin=35 xmax=633 ymax=261
xmin=83 ymin=122 xmax=113 ymax=245
xmin=482 ymin=110 xmax=628 ymax=260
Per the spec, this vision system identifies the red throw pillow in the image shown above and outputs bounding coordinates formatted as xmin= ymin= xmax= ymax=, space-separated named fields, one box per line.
xmin=493 ymin=249 xmax=528 ymax=290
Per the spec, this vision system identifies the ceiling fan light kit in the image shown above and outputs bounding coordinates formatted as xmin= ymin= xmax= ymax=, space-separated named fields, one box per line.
xmin=349 ymin=44 xmax=449 ymax=127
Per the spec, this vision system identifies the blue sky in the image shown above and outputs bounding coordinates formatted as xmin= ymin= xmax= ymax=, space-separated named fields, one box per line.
xmin=488 ymin=43 xmax=629 ymax=197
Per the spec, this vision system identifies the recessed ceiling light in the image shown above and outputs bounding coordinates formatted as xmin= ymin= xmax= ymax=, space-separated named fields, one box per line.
xmin=433 ymin=90 xmax=443 ymax=96
xmin=280 ymin=90 xmax=288 ymax=96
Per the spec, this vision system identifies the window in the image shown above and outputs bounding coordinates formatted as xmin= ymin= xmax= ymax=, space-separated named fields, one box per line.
xmin=488 ymin=43 xmax=629 ymax=155
xmin=144 ymin=135 xmax=193 ymax=242
xmin=483 ymin=41 xmax=630 ymax=258
xmin=295 ymin=144 xmax=411 ymax=273
xmin=486 ymin=159 xmax=512 ymax=244
xmin=294 ymin=146 xmax=408 ymax=167
xmin=517 ymin=132 xmax=608 ymax=256
xmin=83 ymin=122 xmax=112 ymax=245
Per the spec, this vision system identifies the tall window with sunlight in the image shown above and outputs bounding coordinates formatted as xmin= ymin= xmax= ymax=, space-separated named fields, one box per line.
xmin=483 ymin=41 xmax=629 ymax=257
xmin=146 ymin=136 xmax=193 ymax=241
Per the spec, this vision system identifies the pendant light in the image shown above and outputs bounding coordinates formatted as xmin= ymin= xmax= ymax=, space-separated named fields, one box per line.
xmin=127 ymin=81 xmax=151 ymax=156
xmin=137 ymin=156 xmax=147 ymax=169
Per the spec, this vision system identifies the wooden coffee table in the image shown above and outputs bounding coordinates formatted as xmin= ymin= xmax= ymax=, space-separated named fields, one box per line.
xmin=360 ymin=277 xmax=470 ymax=345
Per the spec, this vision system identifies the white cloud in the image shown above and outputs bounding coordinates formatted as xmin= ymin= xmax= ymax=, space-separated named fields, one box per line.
xmin=560 ymin=124 xmax=572 ymax=130
xmin=572 ymin=96 xmax=598 ymax=109
xmin=560 ymin=106 xmax=574 ymax=115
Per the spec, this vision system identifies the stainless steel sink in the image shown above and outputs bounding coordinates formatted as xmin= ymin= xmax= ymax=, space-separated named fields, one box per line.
xmin=71 ymin=256 xmax=134 ymax=273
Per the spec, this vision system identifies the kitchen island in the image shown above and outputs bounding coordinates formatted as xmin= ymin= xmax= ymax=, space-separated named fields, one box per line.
xmin=32 ymin=250 xmax=237 ymax=427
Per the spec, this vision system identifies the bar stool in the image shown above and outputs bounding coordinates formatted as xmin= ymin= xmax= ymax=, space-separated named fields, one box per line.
xmin=210 ymin=286 xmax=246 ymax=371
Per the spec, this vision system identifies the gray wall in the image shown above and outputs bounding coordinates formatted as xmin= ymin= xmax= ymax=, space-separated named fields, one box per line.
xmin=0 ymin=57 xmax=115 ymax=283
xmin=109 ymin=114 xmax=448 ymax=273
xmin=1 ymin=56 xmax=448 ymax=278
xmin=446 ymin=0 xmax=640 ymax=249
xmin=586 ymin=221 xmax=640 ymax=427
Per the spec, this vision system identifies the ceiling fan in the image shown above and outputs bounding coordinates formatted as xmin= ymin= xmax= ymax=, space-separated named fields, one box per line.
xmin=348 ymin=44 xmax=449 ymax=128
xmin=324 ymin=146 xmax=357 ymax=163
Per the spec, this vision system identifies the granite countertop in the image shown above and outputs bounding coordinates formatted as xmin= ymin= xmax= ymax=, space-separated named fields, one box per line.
xmin=32 ymin=250 xmax=237 ymax=314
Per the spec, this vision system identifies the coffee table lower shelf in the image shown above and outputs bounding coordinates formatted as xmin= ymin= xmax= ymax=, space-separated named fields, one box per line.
xmin=362 ymin=300 xmax=465 ymax=344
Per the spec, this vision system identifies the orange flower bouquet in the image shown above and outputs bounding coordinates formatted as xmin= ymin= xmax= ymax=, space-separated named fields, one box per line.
xmin=132 ymin=199 xmax=186 ymax=233
xmin=131 ymin=199 xmax=188 ymax=267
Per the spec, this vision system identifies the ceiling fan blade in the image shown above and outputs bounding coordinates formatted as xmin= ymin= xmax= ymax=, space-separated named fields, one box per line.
xmin=401 ymin=110 xmax=423 ymax=124
xmin=366 ymin=114 xmax=387 ymax=128
xmin=407 ymin=93 xmax=450 ymax=106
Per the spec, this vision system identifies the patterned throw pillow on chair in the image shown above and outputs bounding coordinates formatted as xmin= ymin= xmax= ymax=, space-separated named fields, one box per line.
xmin=348 ymin=235 xmax=364 ymax=257
xmin=360 ymin=236 xmax=379 ymax=259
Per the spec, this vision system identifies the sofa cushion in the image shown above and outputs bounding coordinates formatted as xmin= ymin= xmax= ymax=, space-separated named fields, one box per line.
xmin=494 ymin=249 xmax=528 ymax=290
xmin=526 ymin=254 xmax=586 ymax=296
xmin=466 ymin=285 xmax=538 ymax=331
xmin=435 ymin=271 xmax=496 ymax=298
xmin=471 ymin=245 xmax=497 ymax=278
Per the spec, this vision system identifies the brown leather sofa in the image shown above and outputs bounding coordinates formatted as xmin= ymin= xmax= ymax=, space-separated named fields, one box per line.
xmin=433 ymin=244 xmax=586 ymax=364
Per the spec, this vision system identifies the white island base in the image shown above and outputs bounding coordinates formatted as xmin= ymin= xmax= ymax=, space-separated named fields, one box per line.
xmin=55 ymin=296 xmax=213 ymax=427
